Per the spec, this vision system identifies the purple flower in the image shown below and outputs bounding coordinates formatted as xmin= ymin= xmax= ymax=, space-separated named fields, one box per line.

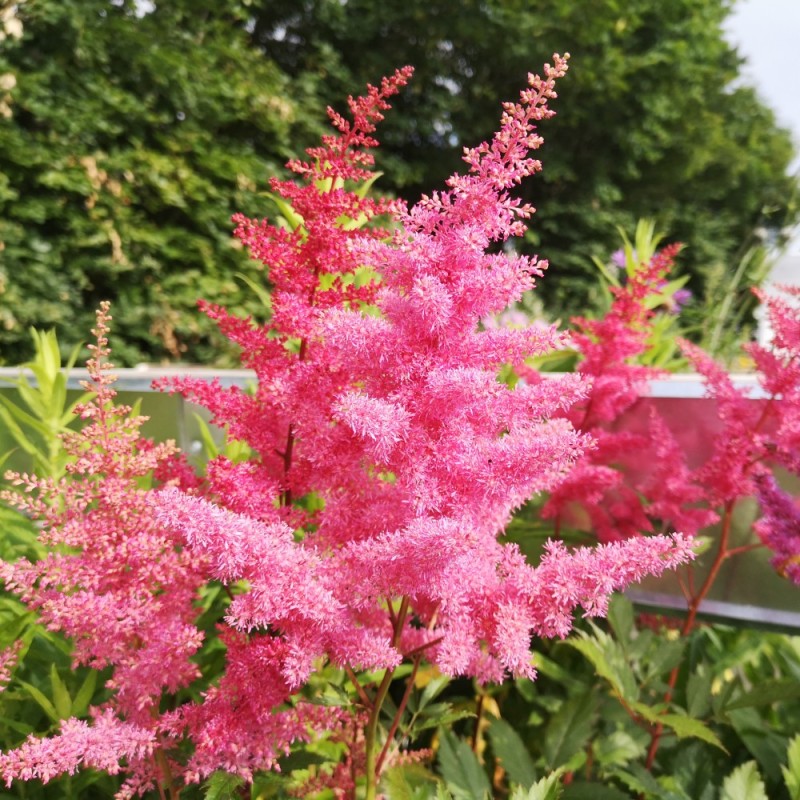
xmin=673 ymin=288 xmax=692 ymax=310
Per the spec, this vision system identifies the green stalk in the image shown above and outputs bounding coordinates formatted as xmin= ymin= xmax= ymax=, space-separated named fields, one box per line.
xmin=364 ymin=596 xmax=409 ymax=800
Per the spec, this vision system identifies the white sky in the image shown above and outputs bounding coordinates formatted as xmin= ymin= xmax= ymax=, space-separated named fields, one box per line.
xmin=726 ymin=0 xmax=800 ymax=261
xmin=724 ymin=0 xmax=800 ymax=171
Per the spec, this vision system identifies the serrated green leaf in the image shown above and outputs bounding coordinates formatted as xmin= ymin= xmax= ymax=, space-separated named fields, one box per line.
xmin=437 ymin=728 xmax=491 ymax=800
xmin=413 ymin=708 xmax=474 ymax=735
xmin=783 ymin=734 xmax=800 ymax=800
xmin=609 ymin=763 xmax=670 ymax=798
xmin=543 ymin=690 xmax=597 ymax=770
xmin=510 ymin=770 xmax=563 ymax=800
xmin=561 ymin=783 xmax=631 ymax=800
xmin=437 ymin=783 xmax=455 ymax=800
xmin=488 ymin=717 xmax=537 ymax=789
xmin=643 ymin=638 xmax=686 ymax=680
xmin=630 ymin=703 xmax=725 ymax=751
xmin=566 ymin=628 xmax=638 ymax=703
xmin=592 ymin=730 xmax=645 ymax=769
xmin=729 ymin=708 xmax=793 ymax=782
xmin=721 ymin=761 xmax=768 ymax=800
xmin=686 ymin=668 xmax=713 ymax=718
xmin=381 ymin=763 xmax=439 ymax=800
xmin=203 ymin=770 xmax=245 ymax=800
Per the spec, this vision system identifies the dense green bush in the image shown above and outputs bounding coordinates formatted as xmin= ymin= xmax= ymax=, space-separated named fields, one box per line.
xmin=0 ymin=0 xmax=325 ymax=365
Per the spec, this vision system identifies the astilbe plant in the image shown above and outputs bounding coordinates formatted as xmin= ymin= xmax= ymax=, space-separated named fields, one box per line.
xmin=0 ymin=303 xmax=205 ymax=798
xmin=684 ymin=284 xmax=800 ymax=589
xmin=0 ymin=59 xmax=697 ymax=798
xmin=155 ymin=55 xmax=693 ymax=796
xmin=541 ymin=242 xmax=716 ymax=543
xmin=521 ymin=248 xmax=800 ymax=771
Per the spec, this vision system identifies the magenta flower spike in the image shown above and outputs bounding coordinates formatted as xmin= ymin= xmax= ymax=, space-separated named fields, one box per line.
xmin=0 ymin=59 xmax=698 ymax=796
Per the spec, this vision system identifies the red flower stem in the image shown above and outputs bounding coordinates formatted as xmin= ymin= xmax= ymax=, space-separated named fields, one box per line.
xmin=344 ymin=664 xmax=375 ymax=710
xmin=403 ymin=636 xmax=444 ymax=659
xmin=375 ymin=653 xmax=423 ymax=775
xmin=645 ymin=500 xmax=734 ymax=770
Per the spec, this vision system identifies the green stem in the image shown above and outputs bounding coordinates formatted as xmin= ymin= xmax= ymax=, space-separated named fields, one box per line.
xmin=364 ymin=596 xmax=409 ymax=800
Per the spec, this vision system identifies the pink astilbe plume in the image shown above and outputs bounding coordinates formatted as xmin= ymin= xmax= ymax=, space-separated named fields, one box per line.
xmin=755 ymin=474 xmax=800 ymax=585
xmin=2 ymin=61 xmax=699 ymax=797
xmin=543 ymin=244 xmax=715 ymax=541
xmin=153 ymin=55 xmax=694 ymax=789
xmin=0 ymin=304 xmax=205 ymax=796
xmin=677 ymin=285 xmax=800 ymax=578
xmin=678 ymin=287 xmax=800 ymax=512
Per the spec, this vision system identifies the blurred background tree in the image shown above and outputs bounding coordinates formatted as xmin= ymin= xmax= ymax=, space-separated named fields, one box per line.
xmin=254 ymin=0 xmax=798 ymax=342
xmin=0 ymin=0 xmax=797 ymax=364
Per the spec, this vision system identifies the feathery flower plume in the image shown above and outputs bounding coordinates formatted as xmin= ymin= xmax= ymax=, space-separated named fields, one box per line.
xmin=0 ymin=305 xmax=205 ymax=796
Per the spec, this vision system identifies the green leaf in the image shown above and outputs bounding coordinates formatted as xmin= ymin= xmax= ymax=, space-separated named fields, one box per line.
xmin=561 ymin=784 xmax=631 ymax=800
xmin=193 ymin=413 xmax=222 ymax=460
xmin=412 ymin=707 xmax=474 ymax=735
xmin=437 ymin=728 xmax=491 ymax=800
xmin=18 ymin=679 xmax=60 ymax=723
xmin=720 ymin=762 xmax=768 ymax=800
xmin=542 ymin=690 xmax=597 ymax=770
xmin=729 ymin=708 xmax=791 ymax=782
xmin=14 ymin=379 xmax=48 ymax=421
xmin=566 ymin=628 xmax=638 ymax=703
xmin=381 ymin=763 xmax=439 ymax=800
xmin=71 ymin=670 xmax=99 ymax=717
xmin=725 ymin=679 xmax=800 ymax=711
xmin=264 ymin=192 xmax=305 ymax=232
xmin=630 ymin=703 xmax=725 ymax=751
xmin=0 ymin=403 xmax=45 ymax=457
xmin=354 ymin=171 xmax=384 ymax=199
xmin=609 ymin=764 xmax=672 ymax=799
xmin=685 ymin=668 xmax=713 ymax=718
xmin=510 ymin=770 xmax=563 ymax=800
xmin=488 ymin=717 xmax=537 ymax=789
xmin=235 ymin=272 xmax=273 ymax=313
xmin=50 ymin=662 xmax=73 ymax=719
xmin=782 ymin=734 xmax=800 ymax=800
xmin=0 ymin=715 xmax=36 ymax=737
xmin=592 ymin=730 xmax=645 ymax=770
xmin=607 ymin=594 xmax=633 ymax=643
xmin=203 ymin=770 xmax=245 ymax=800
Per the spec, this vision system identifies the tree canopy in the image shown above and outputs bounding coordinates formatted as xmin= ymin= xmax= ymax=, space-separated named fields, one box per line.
xmin=255 ymin=0 xmax=798 ymax=329
xmin=0 ymin=0 xmax=796 ymax=364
